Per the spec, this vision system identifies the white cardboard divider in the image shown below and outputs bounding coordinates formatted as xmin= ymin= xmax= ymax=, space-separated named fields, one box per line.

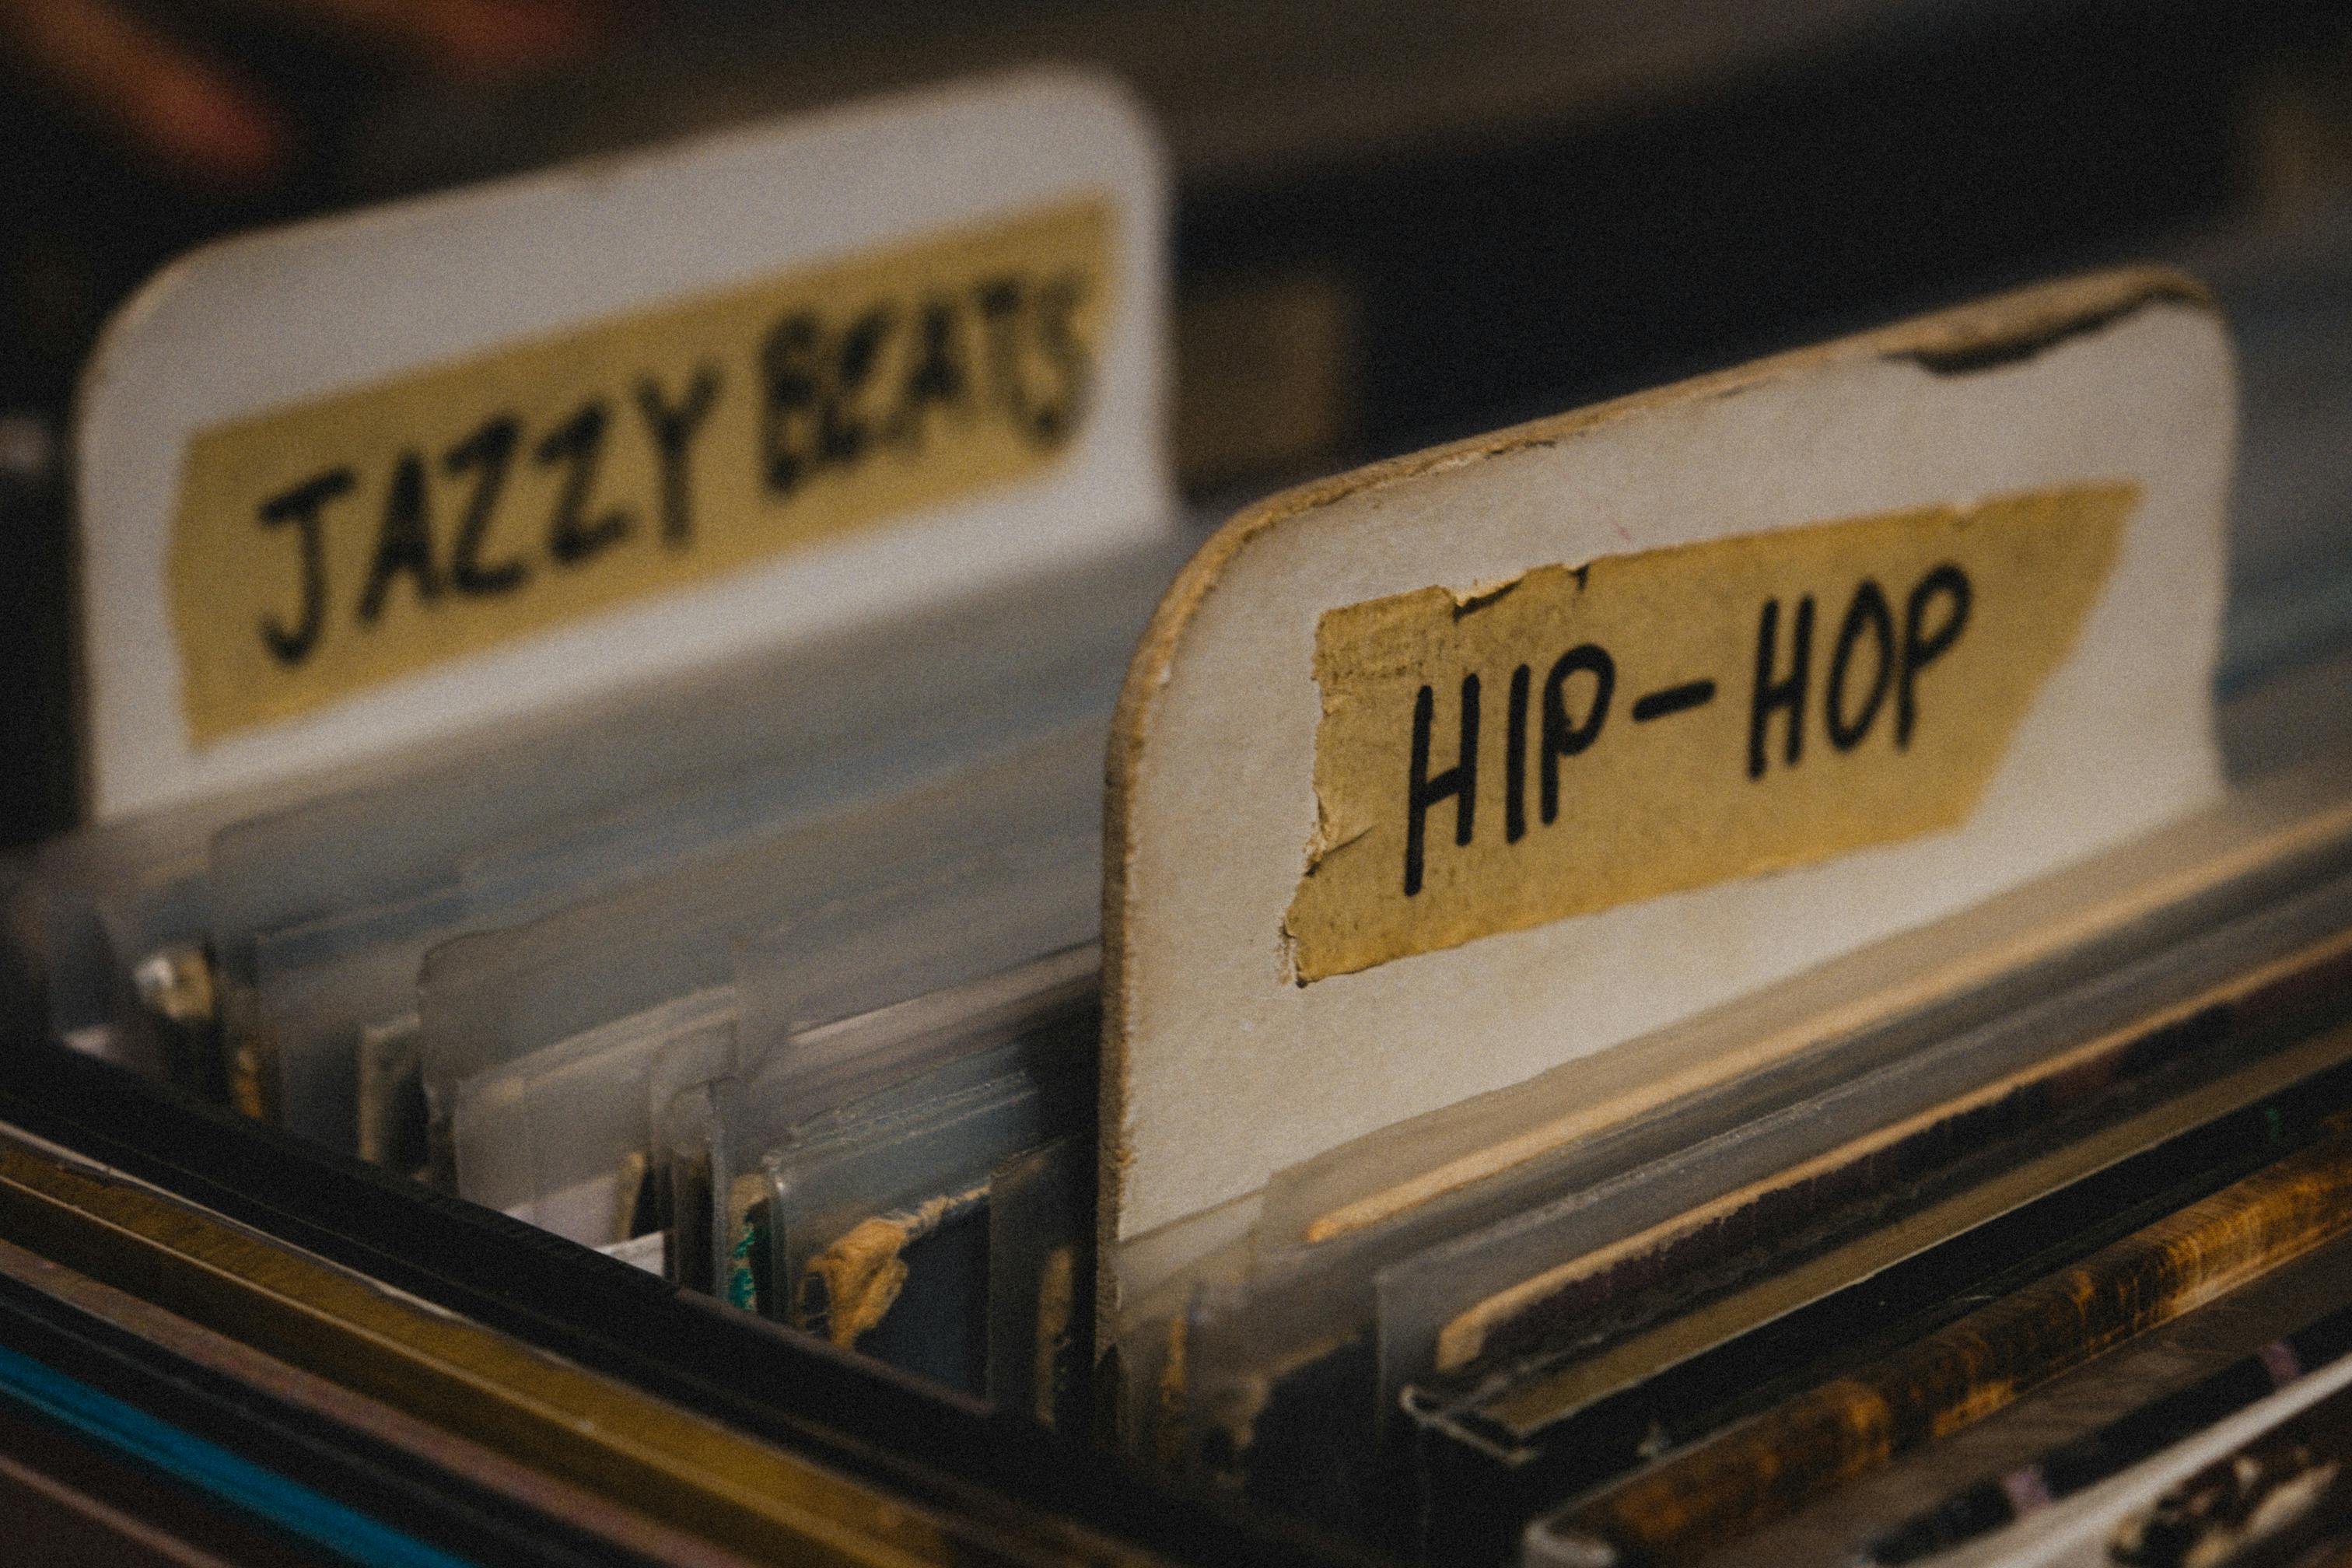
xmin=77 ymin=68 xmax=1169 ymax=821
xmin=1104 ymin=271 xmax=2235 ymax=1248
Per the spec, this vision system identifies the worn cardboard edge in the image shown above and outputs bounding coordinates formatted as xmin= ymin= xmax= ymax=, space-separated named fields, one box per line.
xmin=1095 ymin=266 xmax=2218 ymax=1332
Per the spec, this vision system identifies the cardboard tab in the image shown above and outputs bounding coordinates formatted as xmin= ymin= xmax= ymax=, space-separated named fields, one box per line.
xmin=79 ymin=71 xmax=1167 ymax=821
xmin=1105 ymin=271 xmax=2234 ymax=1247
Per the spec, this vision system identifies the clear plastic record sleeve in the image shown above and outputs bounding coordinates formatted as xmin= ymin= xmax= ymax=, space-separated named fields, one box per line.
xmin=670 ymin=824 xmax=1103 ymax=1388
xmin=429 ymin=725 xmax=1103 ymax=1246
xmin=232 ymin=535 xmax=1187 ymax=1150
xmin=19 ymin=534 xmax=1186 ymax=1150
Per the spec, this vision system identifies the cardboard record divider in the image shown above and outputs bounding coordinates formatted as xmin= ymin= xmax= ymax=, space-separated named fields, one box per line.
xmin=75 ymin=68 xmax=1172 ymax=824
xmin=1100 ymin=270 xmax=2237 ymax=1328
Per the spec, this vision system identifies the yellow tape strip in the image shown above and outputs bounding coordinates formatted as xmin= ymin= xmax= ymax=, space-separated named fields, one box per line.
xmin=1286 ymin=483 xmax=2133 ymax=982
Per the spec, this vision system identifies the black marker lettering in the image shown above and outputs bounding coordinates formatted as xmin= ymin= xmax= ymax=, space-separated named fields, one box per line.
xmin=1630 ymin=679 xmax=1715 ymax=722
xmin=821 ymin=306 xmax=892 ymax=466
xmin=760 ymin=311 xmax=823 ymax=496
xmin=357 ymin=452 xmax=442 ymax=625
xmin=1405 ymin=674 xmax=1479 ymax=898
xmin=538 ymin=400 xmax=631 ymax=566
xmin=1825 ymin=579 xmax=1894 ymax=751
xmin=635 ymin=365 xmax=721 ymax=548
xmin=1748 ymin=593 xmax=1815 ymax=779
xmin=443 ymin=415 xmax=527 ymax=597
xmin=1898 ymin=564 xmax=1971 ymax=748
xmin=1026 ymin=271 xmax=1091 ymax=447
xmin=1541 ymin=644 xmax=1613 ymax=824
xmin=255 ymin=467 xmax=350 ymax=665
xmin=887 ymin=298 xmax=968 ymax=448
xmin=975 ymin=277 xmax=1028 ymax=425
xmin=1505 ymin=663 xmax=1531 ymax=843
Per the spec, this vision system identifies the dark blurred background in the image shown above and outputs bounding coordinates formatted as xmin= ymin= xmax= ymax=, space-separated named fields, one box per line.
xmin=5 ymin=0 xmax=2350 ymax=847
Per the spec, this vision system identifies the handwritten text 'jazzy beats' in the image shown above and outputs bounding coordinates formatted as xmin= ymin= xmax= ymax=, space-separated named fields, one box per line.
xmin=167 ymin=200 xmax=1108 ymax=744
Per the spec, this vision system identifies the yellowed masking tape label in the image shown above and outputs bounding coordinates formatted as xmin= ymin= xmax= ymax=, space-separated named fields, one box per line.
xmin=169 ymin=198 xmax=1108 ymax=747
xmin=1284 ymin=484 xmax=2135 ymax=982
